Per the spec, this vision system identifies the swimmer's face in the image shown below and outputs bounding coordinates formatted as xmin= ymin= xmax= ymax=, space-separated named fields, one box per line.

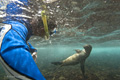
xmin=48 ymin=20 xmax=57 ymax=36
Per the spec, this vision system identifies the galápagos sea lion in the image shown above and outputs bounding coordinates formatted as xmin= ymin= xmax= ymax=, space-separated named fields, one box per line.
xmin=51 ymin=44 xmax=92 ymax=77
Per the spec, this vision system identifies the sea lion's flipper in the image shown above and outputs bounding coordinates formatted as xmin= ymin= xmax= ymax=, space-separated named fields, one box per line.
xmin=51 ymin=62 xmax=62 ymax=65
xmin=80 ymin=61 xmax=85 ymax=77
xmin=75 ymin=49 xmax=81 ymax=53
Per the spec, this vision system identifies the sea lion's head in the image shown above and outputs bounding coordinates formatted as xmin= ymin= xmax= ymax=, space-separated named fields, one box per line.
xmin=83 ymin=44 xmax=92 ymax=54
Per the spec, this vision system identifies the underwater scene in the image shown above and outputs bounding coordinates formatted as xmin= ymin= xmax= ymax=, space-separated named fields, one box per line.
xmin=0 ymin=0 xmax=120 ymax=80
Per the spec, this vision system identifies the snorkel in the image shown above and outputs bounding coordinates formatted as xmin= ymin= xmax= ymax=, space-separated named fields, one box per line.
xmin=41 ymin=10 xmax=50 ymax=40
xmin=41 ymin=1 xmax=57 ymax=40
xmin=39 ymin=0 xmax=57 ymax=40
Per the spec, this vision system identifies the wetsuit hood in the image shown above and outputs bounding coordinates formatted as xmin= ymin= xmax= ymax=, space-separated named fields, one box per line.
xmin=4 ymin=0 xmax=33 ymax=40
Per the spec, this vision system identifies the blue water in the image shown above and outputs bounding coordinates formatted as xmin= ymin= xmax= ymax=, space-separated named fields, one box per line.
xmin=0 ymin=0 xmax=120 ymax=80
xmin=35 ymin=46 xmax=120 ymax=80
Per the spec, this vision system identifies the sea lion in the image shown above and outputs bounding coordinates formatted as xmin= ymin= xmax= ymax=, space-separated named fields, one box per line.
xmin=51 ymin=44 xmax=92 ymax=76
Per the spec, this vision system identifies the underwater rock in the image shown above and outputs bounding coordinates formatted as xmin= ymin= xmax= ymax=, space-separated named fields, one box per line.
xmin=59 ymin=76 xmax=66 ymax=80
xmin=43 ymin=0 xmax=58 ymax=3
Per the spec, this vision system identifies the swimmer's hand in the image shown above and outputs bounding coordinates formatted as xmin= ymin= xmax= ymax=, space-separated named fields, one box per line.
xmin=32 ymin=52 xmax=37 ymax=62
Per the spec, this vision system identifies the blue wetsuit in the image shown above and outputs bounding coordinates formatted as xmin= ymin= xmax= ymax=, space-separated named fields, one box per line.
xmin=0 ymin=0 xmax=45 ymax=80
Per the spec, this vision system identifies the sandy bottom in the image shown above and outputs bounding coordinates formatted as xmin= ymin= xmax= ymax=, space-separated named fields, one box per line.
xmin=0 ymin=54 xmax=120 ymax=80
xmin=41 ymin=54 xmax=120 ymax=80
xmin=41 ymin=62 xmax=120 ymax=80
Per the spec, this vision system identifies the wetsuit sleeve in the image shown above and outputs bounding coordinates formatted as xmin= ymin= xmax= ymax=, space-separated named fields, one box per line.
xmin=1 ymin=29 xmax=45 ymax=80
xmin=27 ymin=42 xmax=37 ymax=53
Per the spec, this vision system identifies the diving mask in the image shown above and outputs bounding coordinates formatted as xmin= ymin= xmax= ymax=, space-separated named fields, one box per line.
xmin=50 ymin=27 xmax=57 ymax=36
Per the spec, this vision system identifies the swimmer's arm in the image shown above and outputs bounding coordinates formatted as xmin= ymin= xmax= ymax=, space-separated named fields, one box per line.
xmin=27 ymin=42 xmax=37 ymax=53
xmin=27 ymin=42 xmax=37 ymax=62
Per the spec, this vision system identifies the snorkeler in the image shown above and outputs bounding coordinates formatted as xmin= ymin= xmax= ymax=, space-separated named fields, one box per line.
xmin=0 ymin=0 xmax=56 ymax=80
xmin=51 ymin=44 xmax=92 ymax=77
